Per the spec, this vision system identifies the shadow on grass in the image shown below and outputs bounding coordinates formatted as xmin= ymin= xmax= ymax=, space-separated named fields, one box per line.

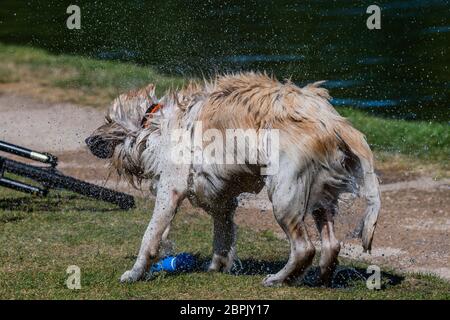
xmin=161 ymin=257 xmax=404 ymax=289
xmin=0 ymin=213 xmax=26 ymax=223
xmin=232 ymin=259 xmax=403 ymax=289
xmin=0 ymin=194 xmax=120 ymax=214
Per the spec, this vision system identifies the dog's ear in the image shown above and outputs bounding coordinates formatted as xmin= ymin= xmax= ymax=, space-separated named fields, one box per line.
xmin=143 ymin=83 xmax=158 ymax=104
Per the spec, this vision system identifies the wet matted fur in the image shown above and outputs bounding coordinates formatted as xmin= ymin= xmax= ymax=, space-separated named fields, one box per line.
xmin=86 ymin=72 xmax=380 ymax=286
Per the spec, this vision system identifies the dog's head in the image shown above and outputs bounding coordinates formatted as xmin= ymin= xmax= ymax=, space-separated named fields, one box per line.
xmin=85 ymin=84 xmax=157 ymax=159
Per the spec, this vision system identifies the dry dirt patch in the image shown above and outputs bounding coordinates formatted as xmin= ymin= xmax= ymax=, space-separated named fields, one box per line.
xmin=0 ymin=94 xmax=103 ymax=152
xmin=236 ymin=184 xmax=450 ymax=280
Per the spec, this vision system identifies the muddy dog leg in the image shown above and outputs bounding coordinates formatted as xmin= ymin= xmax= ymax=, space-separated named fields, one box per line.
xmin=313 ymin=206 xmax=340 ymax=286
xmin=263 ymin=217 xmax=315 ymax=287
xmin=208 ymin=198 xmax=238 ymax=272
xmin=263 ymin=170 xmax=316 ymax=286
xmin=120 ymin=185 xmax=185 ymax=283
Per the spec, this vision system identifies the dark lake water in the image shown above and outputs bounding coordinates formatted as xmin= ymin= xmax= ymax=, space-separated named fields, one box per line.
xmin=1 ymin=0 xmax=449 ymax=121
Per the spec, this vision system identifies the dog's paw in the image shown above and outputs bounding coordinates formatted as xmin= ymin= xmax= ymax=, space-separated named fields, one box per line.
xmin=207 ymin=262 xmax=221 ymax=272
xmin=208 ymin=256 xmax=225 ymax=272
xmin=120 ymin=270 xmax=141 ymax=283
xmin=262 ymin=274 xmax=285 ymax=287
xmin=208 ymin=253 xmax=234 ymax=273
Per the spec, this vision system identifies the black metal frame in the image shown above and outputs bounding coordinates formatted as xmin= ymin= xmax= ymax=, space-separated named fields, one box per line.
xmin=0 ymin=140 xmax=135 ymax=209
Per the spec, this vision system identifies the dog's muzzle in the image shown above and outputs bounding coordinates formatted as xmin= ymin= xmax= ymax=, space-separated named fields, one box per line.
xmin=85 ymin=136 xmax=114 ymax=159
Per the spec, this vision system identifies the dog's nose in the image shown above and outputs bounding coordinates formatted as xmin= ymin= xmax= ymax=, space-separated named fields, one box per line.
xmin=85 ymin=136 xmax=96 ymax=147
xmin=85 ymin=135 xmax=113 ymax=159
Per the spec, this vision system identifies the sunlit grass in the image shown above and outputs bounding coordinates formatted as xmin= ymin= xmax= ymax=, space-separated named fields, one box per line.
xmin=340 ymin=108 xmax=449 ymax=164
xmin=0 ymin=189 xmax=449 ymax=299
xmin=0 ymin=43 xmax=185 ymax=106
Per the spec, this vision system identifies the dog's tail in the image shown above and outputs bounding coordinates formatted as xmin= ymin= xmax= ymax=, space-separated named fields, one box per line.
xmin=357 ymin=158 xmax=381 ymax=253
xmin=335 ymin=124 xmax=381 ymax=253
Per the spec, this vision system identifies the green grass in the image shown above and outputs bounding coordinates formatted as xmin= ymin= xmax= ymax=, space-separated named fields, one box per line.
xmin=340 ymin=108 xmax=449 ymax=163
xmin=0 ymin=189 xmax=449 ymax=300
xmin=0 ymin=63 xmax=19 ymax=83
xmin=0 ymin=42 xmax=448 ymax=165
xmin=0 ymin=43 xmax=184 ymax=106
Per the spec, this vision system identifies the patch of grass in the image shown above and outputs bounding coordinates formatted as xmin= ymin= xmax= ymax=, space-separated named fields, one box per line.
xmin=0 ymin=43 xmax=184 ymax=106
xmin=0 ymin=63 xmax=19 ymax=83
xmin=340 ymin=108 xmax=449 ymax=165
xmin=0 ymin=189 xmax=449 ymax=299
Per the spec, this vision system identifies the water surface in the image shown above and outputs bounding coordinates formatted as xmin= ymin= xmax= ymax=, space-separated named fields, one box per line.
xmin=1 ymin=0 xmax=449 ymax=121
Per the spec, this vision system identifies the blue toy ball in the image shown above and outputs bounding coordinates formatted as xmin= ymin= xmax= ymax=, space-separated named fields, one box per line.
xmin=150 ymin=253 xmax=196 ymax=273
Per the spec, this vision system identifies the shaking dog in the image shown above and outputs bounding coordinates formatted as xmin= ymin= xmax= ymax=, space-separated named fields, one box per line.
xmin=86 ymin=72 xmax=380 ymax=286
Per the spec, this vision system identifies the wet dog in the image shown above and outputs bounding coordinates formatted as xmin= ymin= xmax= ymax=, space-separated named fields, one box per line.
xmin=86 ymin=72 xmax=380 ymax=286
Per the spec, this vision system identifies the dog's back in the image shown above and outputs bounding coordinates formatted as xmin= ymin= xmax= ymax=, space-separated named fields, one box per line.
xmin=196 ymin=72 xmax=380 ymax=250
xmin=199 ymin=73 xmax=366 ymax=161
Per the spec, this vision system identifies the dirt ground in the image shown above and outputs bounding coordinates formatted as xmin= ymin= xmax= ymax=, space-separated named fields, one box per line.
xmin=1 ymin=93 xmax=449 ymax=281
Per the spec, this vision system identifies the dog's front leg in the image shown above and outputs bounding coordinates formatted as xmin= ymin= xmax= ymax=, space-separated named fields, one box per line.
xmin=120 ymin=184 xmax=184 ymax=283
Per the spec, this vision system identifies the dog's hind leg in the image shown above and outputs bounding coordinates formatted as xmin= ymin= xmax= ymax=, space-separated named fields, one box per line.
xmin=313 ymin=205 xmax=340 ymax=287
xmin=207 ymin=198 xmax=238 ymax=272
xmin=263 ymin=166 xmax=316 ymax=287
